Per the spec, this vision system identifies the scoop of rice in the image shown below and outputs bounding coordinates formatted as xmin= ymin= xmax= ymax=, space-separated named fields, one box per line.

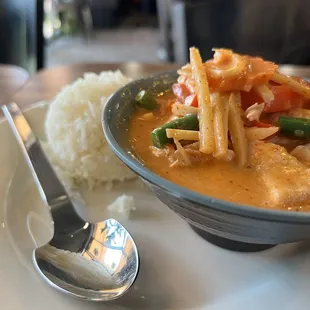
xmin=45 ymin=70 xmax=136 ymax=187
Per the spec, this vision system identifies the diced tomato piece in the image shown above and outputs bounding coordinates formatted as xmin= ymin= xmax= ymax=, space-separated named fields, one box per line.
xmin=184 ymin=94 xmax=198 ymax=107
xmin=253 ymin=120 xmax=273 ymax=128
xmin=241 ymin=85 xmax=309 ymax=114
xmin=264 ymin=85 xmax=307 ymax=113
xmin=172 ymin=83 xmax=190 ymax=101
xmin=240 ymin=90 xmax=263 ymax=110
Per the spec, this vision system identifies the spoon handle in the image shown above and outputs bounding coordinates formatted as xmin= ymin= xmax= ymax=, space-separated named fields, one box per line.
xmin=2 ymin=102 xmax=68 ymax=205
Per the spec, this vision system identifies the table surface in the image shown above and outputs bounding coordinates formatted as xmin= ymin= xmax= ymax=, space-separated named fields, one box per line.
xmin=5 ymin=62 xmax=310 ymax=111
xmin=11 ymin=62 xmax=179 ymax=109
xmin=0 ymin=64 xmax=29 ymax=105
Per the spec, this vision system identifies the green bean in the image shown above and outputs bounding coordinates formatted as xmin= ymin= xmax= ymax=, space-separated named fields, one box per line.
xmin=135 ymin=90 xmax=159 ymax=110
xmin=151 ymin=114 xmax=199 ymax=148
xmin=279 ymin=116 xmax=310 ymax=138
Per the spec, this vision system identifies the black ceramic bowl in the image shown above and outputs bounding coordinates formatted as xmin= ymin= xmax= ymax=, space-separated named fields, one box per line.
xmin=103 ymin=71 xmax=310 ymax=252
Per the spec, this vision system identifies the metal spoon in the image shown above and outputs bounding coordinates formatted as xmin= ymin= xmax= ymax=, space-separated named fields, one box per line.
xmin=2 ymin=102 xmax=139 ymax=301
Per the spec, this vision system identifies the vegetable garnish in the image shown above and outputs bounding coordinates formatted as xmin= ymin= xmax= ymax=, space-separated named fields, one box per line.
xmin=190 ymin=47 xmax=215 ymax=154
xmin=151 ymin=114 xmax=199 ymax=148
xmin=135 ymin=90 xmax=159 ymax=110
xmin=279 ymin=116 xmax=310 ymax=139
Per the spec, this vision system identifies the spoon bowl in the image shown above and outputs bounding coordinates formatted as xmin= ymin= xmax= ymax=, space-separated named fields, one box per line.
xmin=33 ymin=218 xmax=139 ymax=301
xmin=2 ymin=102 xmax=139 ymax=301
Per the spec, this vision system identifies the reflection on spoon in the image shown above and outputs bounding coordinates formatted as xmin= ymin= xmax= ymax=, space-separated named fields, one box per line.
xmin=36 ymin=245 xmax=116 ymax=290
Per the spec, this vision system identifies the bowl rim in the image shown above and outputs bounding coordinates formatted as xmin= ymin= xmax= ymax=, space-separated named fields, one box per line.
xmin=103 ymin=70 xmax=310 ymax=223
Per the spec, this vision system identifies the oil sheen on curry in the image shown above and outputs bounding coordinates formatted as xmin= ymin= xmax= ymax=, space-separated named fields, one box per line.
xmin=129 ymin=47 xmax=310 ymax=211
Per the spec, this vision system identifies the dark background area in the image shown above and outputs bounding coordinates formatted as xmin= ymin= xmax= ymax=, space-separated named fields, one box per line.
xmin=1 ymin=0 xmax=310 ymax=73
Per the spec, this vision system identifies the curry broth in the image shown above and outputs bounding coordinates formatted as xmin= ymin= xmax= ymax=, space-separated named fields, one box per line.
xmin=129 ymin=92 xmax=310 ymax=211
xmin=129 ymin=110 xmax=273 ymax=210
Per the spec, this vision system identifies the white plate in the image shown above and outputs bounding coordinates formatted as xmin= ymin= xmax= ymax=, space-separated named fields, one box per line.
xmin=1 ymin=102 xmax=310 ymax=310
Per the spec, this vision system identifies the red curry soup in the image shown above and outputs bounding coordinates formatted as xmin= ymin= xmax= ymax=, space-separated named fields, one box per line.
xmin=129 ymin=47 xmax=310 ymax=211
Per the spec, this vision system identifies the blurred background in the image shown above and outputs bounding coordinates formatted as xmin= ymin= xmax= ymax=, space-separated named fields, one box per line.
xmin=1 ymin=0 xmax=310 ymax=74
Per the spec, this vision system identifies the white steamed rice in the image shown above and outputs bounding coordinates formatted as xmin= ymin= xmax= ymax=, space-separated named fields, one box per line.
xmin=45 ymin=70 xmax=136 ymax=188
